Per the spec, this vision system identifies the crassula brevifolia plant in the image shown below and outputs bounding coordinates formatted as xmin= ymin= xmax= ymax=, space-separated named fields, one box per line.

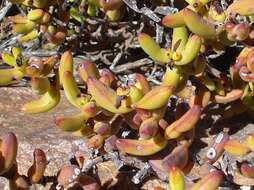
xmin=1 ymin=0 xmax=254 ymax=189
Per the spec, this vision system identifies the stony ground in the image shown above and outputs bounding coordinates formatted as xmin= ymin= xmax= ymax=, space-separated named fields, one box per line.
xmin=0 ymin=87 xmax=85 ymax=189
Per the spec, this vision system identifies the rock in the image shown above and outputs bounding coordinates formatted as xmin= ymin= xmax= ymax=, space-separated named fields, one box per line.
xmin=0 ymin=87 xmax=88 ymax=189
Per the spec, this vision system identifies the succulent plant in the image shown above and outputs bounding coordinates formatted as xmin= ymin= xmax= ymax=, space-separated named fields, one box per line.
xmin=2 ymin=0 xmax=254 ymax=189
